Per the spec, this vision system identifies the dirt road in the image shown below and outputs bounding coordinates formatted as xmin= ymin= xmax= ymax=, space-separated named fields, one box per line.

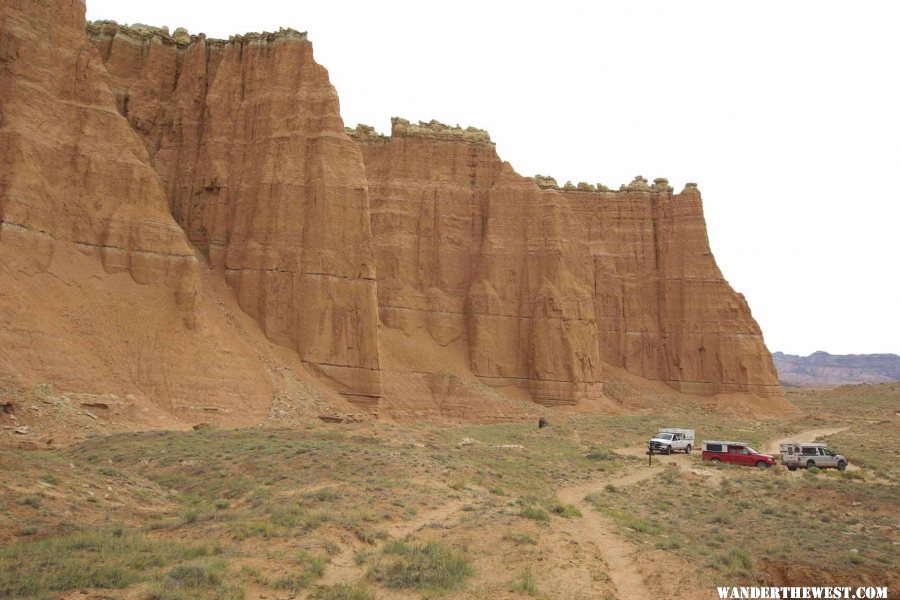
xmin=763 ymin=426 xmax=850 ymax=454
xmin=556 ymin=469 xmax=661 ymax=600
xmin=323 ymin=425 xmax=855 ymax=597
xmin=319 ymin=496 xmax=467 ymax=587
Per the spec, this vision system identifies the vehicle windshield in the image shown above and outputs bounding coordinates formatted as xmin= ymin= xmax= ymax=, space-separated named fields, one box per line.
xmin=823 ymin=448 xmax=835 ymax=456
xmin=656 ymin=433 xmax=674 ymax=440
xmin=745 ymin=447 xmax=758 ymax=455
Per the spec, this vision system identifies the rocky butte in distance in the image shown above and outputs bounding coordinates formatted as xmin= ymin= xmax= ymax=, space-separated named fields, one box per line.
xmin=773 ymin=351 xmax=900 ymax=387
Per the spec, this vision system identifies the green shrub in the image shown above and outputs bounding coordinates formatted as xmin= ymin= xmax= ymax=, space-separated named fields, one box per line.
xmin=546 ymin=500 xmax=581 ymax=518
xmin=311 ymin=583 xmax=375 ymax=600
xmin=584 ymin=447 xmax=614 ymax=461
xmin=368 ymin=539 xmax=472 ymax=591
xmin=274 ymin=552 xmax=327 ymax=591
xmin=0 ymin=529 xmax=213 ymax=598
xmin=165 ymin=562 xmax=224 ymax=588
xmin=660 ymin=466 xmax=680 ymax=484
xmin=502 ymin=531 xmax=537 ymax=545
xmin=97 ymin=466 xmax=124 ymax=478
xmin=17 ymin=494 xmax=42 ymax=509
xmin=711 ymin=512 xmax=732 ymax=525
xmin=312 ymin=487 xmax=340 ymax=502
xmin=448 ymin=479 xmax=467 ymax=491
xmin=655 ymin=536 xmax=683 ymax=550
xmin=626 ymin=517 xmax=660 ymax=534
xmin=230 ymin=520 xmax=275 ymax=540
xmin=508 ymin=569 xmax=539 ymax=596
xmin=720 ymin=548 xmax=754 ymax=572
xmin=519 ymin=506 xmax=549 ymax=522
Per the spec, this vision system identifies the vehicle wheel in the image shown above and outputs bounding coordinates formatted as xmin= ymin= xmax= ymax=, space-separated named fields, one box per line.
xmin=837 ymin=461 xmax=847 ymax=472
xmin=664 ymin=446 xmax=672 ymax=455
xmin=788 ymin=465 xmax=798 ymax=472
xmin=711 ymin=458 xmax=721 ymax=464
xmin=756 ymin=461 xmax=769 ymax=469
xmin=685 ymin=445 xmax=692 ymax=454
xmin=806 ymin=460 xmax=816 ymax=469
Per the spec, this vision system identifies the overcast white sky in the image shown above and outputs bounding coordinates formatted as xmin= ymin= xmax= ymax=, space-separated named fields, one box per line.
xmin=87 ymin=0 xmax=899 ymax=356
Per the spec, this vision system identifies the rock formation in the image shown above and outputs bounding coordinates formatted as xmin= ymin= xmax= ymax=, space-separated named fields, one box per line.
xmin=0 ymin=0 xmax=362 ymax=426
xmin=353 ymin=120 xmax=780 ymax=401
xmin=1 ymin=4 xmax=196 ymax=305
xmin=773 ymin=351 xmax=900 ymax=387
xmin=0 ymin=0 xmax=270 ymax=424
xmin=0 ymin=0 xmax=780 ymax=427
xmin=84 ymin=19 xmax=381 ymax=406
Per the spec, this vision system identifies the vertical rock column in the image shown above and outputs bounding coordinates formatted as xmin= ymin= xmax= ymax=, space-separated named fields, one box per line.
xmin=561 ymin=177 xmax=779 ymax=395
xmin=468 ymin=165 xmax=603 ymax=405
xmin=654 ymin=183 xmax=779 ymax=395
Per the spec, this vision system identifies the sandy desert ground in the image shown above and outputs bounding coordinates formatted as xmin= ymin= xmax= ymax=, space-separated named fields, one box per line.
xmin=1 ymin=383 xmax=897 ymax=599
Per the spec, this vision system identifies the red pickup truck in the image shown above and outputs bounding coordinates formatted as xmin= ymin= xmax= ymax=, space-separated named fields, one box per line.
xmin=701 ymin=440 xmax=775 ymax=468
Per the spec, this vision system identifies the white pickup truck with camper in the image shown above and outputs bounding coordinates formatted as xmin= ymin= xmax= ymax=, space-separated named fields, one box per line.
xmin=780 ymin=442 xmax=848 ymax=471
xmin=648 ymin=428 xmax=695 ymax=454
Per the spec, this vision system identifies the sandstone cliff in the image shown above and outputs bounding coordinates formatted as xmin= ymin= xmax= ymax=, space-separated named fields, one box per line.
xmin=0 ymin=0 xmax=257 ymax=423
xmin=352 ymin=119 xmax=779 ymax=402
xmin=0 ymin=1 xmax=780 ymax=428
xmin=84 ymin=20 xmax=381 ymax=407
xmin=0 ymin=0 xmax=365 ymax=429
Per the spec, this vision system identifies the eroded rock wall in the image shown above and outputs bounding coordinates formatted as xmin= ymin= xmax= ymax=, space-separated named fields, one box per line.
xmin=1 ymin=2 xmax=777 ymax=416
xmin=1 ymin=3 xmax=196 ymax=302
xmin=353 ymin=121 xmax=603 ymax=406
xmin=85 ymin=21 xmax=381 ymax=406
xmin=561 ymin=179 xmax=778 ymax=395
xmin=0 ymin=0 xmax=275 ymax=422
xmin=354 ymin=121 xmax=779 ymax=401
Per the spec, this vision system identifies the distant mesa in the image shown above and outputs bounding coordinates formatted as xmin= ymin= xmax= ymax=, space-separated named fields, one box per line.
xmin=773 ymin=351 xmax=900 ymax=387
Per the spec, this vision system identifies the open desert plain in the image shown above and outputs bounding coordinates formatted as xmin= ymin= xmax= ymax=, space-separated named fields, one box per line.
xmin=3 ymin=381 xmax=898 ymax=599
xmin=1 ymin=1 xmax=897 ymax=599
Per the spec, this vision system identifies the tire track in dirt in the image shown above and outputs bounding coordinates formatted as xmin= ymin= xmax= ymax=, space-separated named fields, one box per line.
xmin=556 ymin=467 xmax=662 ymax=600
xmin=763 ymin=426 xmax=850 ymax=454
xmin=554 ymin=425 xmax=855 ymax=599
xmin=318 ymin=497 xmax=467 ymax=587
xmin=319 ymin=425 xmax=856 ymax=595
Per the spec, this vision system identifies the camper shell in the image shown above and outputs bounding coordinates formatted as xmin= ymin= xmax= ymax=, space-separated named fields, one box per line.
xmin=648 ymin=428 xmax=695 ymax=454
xmin=780 ymin=442 xmax=848 ymax=471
